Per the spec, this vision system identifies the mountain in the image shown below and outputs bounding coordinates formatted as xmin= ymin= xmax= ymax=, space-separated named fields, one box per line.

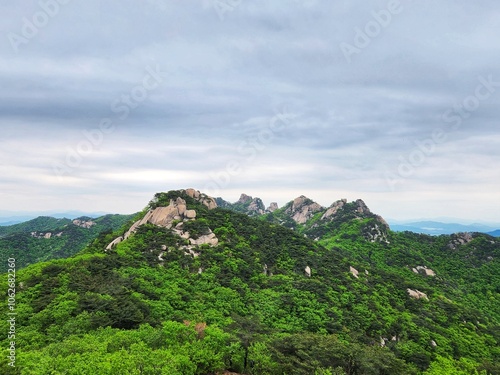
xmin=0 ymin=213 xmax=135 ymax=271
xmin=0 ymin=210 xmax=113 ymax=225
xmin=1 ymin=188 xmax=499 ymax=374
xmin=390 ymin=221 xmax=498 ymax=235
xmin=216 ymin=193 xmax=277 ymax=216
xmin=0 ymin=216 xmax=72 ymax=237
xmin=488 ymin=230 xmax=500 ymax=237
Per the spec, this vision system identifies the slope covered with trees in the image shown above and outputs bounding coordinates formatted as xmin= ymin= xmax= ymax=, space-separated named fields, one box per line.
xmin=0 ymin=189 xmax=498 ymax=374
xmin=0 ymin=214 xmax=135 ymax=271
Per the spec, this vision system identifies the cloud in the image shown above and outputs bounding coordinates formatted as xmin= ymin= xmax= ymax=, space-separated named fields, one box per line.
xmin=0 ymin=0 xmax=499 ymax=221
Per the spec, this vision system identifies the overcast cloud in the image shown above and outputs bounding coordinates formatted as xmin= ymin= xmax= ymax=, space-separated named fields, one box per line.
xmin=1 ymin=0 xmax=499 ymax=223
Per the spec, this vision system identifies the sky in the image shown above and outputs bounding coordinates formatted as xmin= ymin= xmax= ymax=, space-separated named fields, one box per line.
xmin=1 ymin=0 xmax=499 ymax=223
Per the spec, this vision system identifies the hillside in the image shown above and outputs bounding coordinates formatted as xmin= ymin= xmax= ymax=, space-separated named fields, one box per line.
xmin=0 ymin=189 xmax=498 ymax=374
xmin=0 ymin=214 xmax=135 ymax=271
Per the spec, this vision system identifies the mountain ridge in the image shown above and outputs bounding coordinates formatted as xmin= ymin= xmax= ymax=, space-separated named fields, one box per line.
xmin=1 ymin=188 xmax=499 ymax=373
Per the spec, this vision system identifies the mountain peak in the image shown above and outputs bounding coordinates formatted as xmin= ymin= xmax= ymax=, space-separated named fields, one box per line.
xmin=286 ymin=196 xmax=324 ymax=224
xmin=237 ymin=193 xmax=253 ymax=204
xmin=355 ymin=198 xmax=371 ymax=215
xmin=267 ymin=202 xmax=279 ymax=212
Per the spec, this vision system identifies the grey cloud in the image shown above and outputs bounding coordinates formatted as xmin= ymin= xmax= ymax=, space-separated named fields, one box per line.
xmin=1 ymin=0 xmax=499 ymax=221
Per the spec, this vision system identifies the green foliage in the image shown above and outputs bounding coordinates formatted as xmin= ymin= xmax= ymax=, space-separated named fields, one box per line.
xmin=0 ymin=214 xmax=135 ymax=271
xmin=1 ymin=190 xmax=499 ymax=374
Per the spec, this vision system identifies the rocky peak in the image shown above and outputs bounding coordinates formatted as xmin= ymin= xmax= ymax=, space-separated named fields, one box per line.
xmin=286 ymin=196 xmax=324 ymax=224
xmin=291 ymin=195 xmax=309 ymax=211
xmin=321 ymin=199 xmax=348 ymax=220
xmin=237 ymin=193 xmax=253 ymax=205
xmin=248 ymin=197 xmax=265 ymax=215
xmin=355 ymin=199 xmax=371 ymax=215
xmin=107 ymin=195 xmax=201 ymax=250
xmin=215 ymin=197 xmax=232 ymax=208
xmin=183 ymin=188 xmax=217 ymax=210
xmin=267 ymin=202 xmax=279 ymax=213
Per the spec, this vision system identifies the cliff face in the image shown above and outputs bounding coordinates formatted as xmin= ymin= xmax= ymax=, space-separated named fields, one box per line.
xmin=106 ymin=189 xmax=218 ymax=250
xmin=284 ymin=195 xmax=324 ymax=225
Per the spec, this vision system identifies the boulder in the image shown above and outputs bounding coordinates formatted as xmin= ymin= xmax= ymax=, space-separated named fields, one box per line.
xmin=106 ymin=236 xmax=123 ymax=250
xmin=407 ymin=288 xmax=428 ymax=300
xmin=305 ymin=266 xmax=311 ymax=277
xmin=189 ymin=231 xmax=218 ymax=246
xmin=185 ymin=188 xmax=200 ymax=199
xmin=185 ymin=210 xmax=197 ymax=219
xmin=350 ymin=266 xmax=359 ymax=279
xmin=415 ymin=266 xmax=436 ymax=277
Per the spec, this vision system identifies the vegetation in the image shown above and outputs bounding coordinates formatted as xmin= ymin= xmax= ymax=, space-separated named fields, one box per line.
xmin=1 ymin=190 xmax=498 ymax=374
xmin=0 ymin=214 xmax=135 ymax=271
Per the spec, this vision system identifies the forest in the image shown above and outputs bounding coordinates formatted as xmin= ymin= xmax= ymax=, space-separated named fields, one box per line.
xmin=0 ymin=190 xmax=498 ymax=374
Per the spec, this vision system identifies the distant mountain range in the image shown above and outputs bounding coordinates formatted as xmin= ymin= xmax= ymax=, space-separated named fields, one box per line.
xmin=388 ymin=220 xmax=500 ymax=236
xmin=488 ymin=229 xmax=500 ymax=237
xmin=0 ymin=210 xmax=112 ymax=226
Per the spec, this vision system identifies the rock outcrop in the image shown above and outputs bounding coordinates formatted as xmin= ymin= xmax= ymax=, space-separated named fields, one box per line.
xmin=363 ymin=222 xmax=390 ymax=244
xmin=407 ymin=288 xmax=428 ymax=300
xmin=31 ymin=231 xmax=63 ymax=239
xmin=305 ymin=266 xmax=311 ymax=277
xmin=237 ymin=193 xmax=253 ymax=205
xmin=350 ymin=266 xmax=359 ymax=279
xmin=355 ymin=199 xmax=371 ymax=216
xmin=184 ymin=188 xmax=217 ymax=209
xmin=72 ymin=219 xmax=96 ymax=228
xmin=285 ymin=196 xmax=324 ymax=224
xmin=189 ymin=231 xmax=218 ymax=246
xmin=319 ymin=198 xmax=390 ymax=244
xmin=267 ymin=202 xmax=279 ymax=213
xmin=106 ymin=191 xmax=218 ymax=251
xmin=247 ymin=197 xmax=266 ymax=215
xmin=321 ymin=199 xmax=347 ymax=220
xmin=448 ymin=232 xmax=473 ymax=250
xmin=217 ymin=193 xmax=266 ymax=216
xmin=412 ymin=266 xmax=436 ymax=277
